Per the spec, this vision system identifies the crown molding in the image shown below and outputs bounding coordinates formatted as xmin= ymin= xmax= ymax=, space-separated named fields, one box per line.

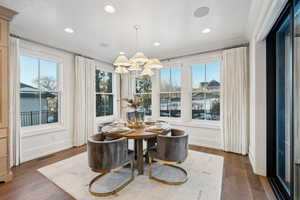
xmin=0 ymin=5 xmax=17 ymax=21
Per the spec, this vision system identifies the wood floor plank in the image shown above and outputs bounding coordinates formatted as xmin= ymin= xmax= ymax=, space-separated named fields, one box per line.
xmin=0 ymin=145 xmax=274 ymax=200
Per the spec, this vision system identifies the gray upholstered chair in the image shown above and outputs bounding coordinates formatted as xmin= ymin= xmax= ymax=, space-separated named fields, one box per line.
xmin=148 ymin=129 xmax=189 ymax=185
xmin=87 ymin=133 xmax=134 ymax=197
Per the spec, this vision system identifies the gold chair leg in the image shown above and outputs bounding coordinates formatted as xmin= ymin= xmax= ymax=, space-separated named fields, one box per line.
xmin=148 ymin=157 xmax=189 ymax=185
xmin=149 ymin=157 xmax=152 ymax=178
xmin=89 ymin=161 xmax=135 ymax=197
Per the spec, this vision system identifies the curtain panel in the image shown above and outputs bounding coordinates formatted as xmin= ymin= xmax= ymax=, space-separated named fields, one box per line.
xmin=9 ymin=37 xmax=21 ymax=166
xmin=222 ymin=47 xmax=249 ymax=155
xmin=74 ymin=56 xmax=96 ymax=146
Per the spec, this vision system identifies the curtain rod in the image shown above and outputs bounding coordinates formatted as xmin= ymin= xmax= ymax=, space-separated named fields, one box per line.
xmin=10 ymin=34 xmax=112 ymax=65
xmin=161 ymin=43 xmax=249 ymax=62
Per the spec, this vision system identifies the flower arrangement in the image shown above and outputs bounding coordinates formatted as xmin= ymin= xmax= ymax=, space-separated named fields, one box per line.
xmin=123 ymin=98 xmax=145 ymax=128
xmin=123 ymin=98 xmax=144 ymax=110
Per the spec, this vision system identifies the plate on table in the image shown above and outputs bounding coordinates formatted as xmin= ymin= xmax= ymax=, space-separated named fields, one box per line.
xmin=109 ymin=120 xmax=126 ymax=127
xmin=144 ymin=118 xmax=156 ymax=125
xmin=102 ymin=126 xmax=131 ymax=134
xmin=145 ymin=123 xmax=170 ymax=133
xmin=145 ymin=119 xmax=167 ymax=126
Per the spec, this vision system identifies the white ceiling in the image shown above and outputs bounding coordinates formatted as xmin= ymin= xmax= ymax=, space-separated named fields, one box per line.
xmin=0 ymin=0 xmax=252 ymax=63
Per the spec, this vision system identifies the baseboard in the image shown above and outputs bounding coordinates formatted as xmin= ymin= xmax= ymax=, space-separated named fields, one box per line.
xmin=249 ymin=150 xmax=255 ymax=171
xmin=189 ymin=138 xmax=222 ymax=150
xmin=21 ymin=140 xmax=72 ymax=163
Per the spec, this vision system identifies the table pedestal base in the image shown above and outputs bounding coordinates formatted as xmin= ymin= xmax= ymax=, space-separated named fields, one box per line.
xmin=134 ymin=139 xmax=144 ymax=175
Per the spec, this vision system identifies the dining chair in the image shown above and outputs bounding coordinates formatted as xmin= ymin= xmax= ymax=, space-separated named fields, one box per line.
xmin=148 ymin=129 xmax=189 ymax=185
xmin=87 ymin=133 xmax=134 ymax=197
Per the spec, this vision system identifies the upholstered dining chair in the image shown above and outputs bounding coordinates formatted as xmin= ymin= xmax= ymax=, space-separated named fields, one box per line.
xmin=87 ymin=133 xmax=134 ymax=197
xmin=148 ymin=129 xmax=189 ymax=185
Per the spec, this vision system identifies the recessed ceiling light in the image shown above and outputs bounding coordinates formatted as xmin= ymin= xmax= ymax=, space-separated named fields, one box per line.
xmin=202 ymin=28 xmax=211 ymax=34
xmin=104 ymin=5 xmax=116 ymax=13
xmin=64 ymin=27 xmax=74 ymax=34
xmin=120 ymin=52 xmax=125 ymax=55
xmin=194 ymin=7 xmax=210 ymax=18
xmin=153 ymin=42 xmax=160 ymax=46
xmin=99 ymin=42 xmax=109 ymax=47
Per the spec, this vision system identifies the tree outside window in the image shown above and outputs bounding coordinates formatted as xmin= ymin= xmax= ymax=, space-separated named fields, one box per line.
xmin=95 ymin=69 xmax=113 ymax=117
xmin=135 ymin=75 xmax=152 ymax=116
xmin=159 ymin=67 xmax=181 ymax=118
xmin=20 ymin=56 xmax=59 ymax=127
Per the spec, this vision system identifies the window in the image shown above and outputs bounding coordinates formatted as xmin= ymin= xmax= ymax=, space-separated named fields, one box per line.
xmin=95 ymin=69 xmax=113 ymax=117
xmin=192 ymin=61 xmax=220 ymax=121
xmin=160 ymin=67 xmax=181 ymax=118
xmin=134 ymin=76 xmax=152 ymax=116
xmin=20 ymin=56 xmax=59 ymax=127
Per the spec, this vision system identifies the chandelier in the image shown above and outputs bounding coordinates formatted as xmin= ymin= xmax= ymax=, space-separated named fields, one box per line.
xmin=113 ymin=25 xmax=163 ymax=76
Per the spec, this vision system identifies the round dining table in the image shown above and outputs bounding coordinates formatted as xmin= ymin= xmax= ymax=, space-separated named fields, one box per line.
xmin=102 ymin=125 xmax=171 ymax=175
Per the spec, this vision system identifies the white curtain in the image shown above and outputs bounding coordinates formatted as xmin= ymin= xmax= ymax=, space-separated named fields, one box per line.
xmin=120 ymin=73 xmax=134 ymax=120
xmin=222 ymin=47 xmax=249 ymax=155
xmin=74 ymin=56 xmax=96 ymax=146
xmin=9 ymin=37 xmax=21 ymax=166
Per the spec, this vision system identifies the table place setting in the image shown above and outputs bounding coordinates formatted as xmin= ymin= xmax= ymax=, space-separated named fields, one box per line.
xmin=101 ymin=119 xmax=171 ymax=136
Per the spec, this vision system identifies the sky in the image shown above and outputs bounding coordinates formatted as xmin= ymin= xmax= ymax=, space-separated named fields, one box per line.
xmin=160 ymin=61 xmax=220 ymax=90
xmin=20 ymin=55 xmax=58 ymax=89
xmin=192 ymin=61 xmax=220 ymax=89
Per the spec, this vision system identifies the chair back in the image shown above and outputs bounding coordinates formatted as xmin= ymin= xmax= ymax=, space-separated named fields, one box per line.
xmin=88 ymin=133 xmax=129 ymax=172
xmin=156 ymin=129 xmax=188 ymax=162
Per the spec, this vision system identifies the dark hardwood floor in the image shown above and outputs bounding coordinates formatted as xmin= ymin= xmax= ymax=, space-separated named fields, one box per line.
xmin=0 ymin=145 xmax=275 ymax=200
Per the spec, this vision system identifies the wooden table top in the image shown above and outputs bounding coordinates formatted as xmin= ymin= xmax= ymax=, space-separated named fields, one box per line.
xmin=102 ymin=124 xmax=171 ymax=140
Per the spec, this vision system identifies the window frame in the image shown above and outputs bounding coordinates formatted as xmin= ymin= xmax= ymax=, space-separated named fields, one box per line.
xmin=133 ymin=75 xmax=153 ymax=117
xmin=184 ymin=57 xmax=222 ymax=126
xmin=191 ymin=61 xmax=221 ymax=123
xmin=158 ymin=64 xmax=183 ymax=121
xmin=150 ymin=54 xmax=222 ymax=128
xmin=95 ymin=67 xmax=117 ymax=121
xmin=19 ymin=50 xmax=63 ymax=132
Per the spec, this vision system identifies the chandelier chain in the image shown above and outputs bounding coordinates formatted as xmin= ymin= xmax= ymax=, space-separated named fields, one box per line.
xmin=134 ymin=25 xmax=139 ymax=52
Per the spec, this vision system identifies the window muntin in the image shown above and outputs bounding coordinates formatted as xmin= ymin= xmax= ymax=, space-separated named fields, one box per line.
xmin=159 ymin=67 xmax=181 ymax=118
xmin=20 ymin=56 xmax=59 ymax=127
xmin=95 ymin=69 xmax=114 ymax=117
xmin=135 ymin=76 xmax=152 ymax=116
xmin=192 ymin=61 xmax=220 ymax=121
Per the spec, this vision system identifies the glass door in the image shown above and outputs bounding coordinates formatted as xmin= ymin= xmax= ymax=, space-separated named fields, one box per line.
xmin=276 ymin=12 xmax=293 ymax=195
xmin=266 ymin=2 xmax=293 ymax=199
xmin=268 ymin=1 xmax=300 ymax=199
xmin=294 ymin=1 xmax=300 ymax=199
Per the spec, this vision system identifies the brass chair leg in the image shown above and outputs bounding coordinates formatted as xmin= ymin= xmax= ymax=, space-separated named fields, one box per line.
xmin=149 ymin=157 xmax=152 ymax=178
xmin=148 ymin=157 xmax=189 ymax=185
xmin=89 ymin=161 xmax=135 ymax=197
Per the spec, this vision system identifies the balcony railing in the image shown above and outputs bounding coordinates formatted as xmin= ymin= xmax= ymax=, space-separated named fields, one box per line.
xmin=21 ymin=110 xmax=58 ymax=127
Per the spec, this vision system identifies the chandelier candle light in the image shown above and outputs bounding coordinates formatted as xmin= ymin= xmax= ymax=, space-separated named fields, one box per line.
xmin=113 ymin=25 xmax=163 ymax=76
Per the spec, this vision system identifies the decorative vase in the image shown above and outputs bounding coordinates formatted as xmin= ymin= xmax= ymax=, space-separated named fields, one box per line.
xmin=126 ymin=106 xmax=145 ymax=128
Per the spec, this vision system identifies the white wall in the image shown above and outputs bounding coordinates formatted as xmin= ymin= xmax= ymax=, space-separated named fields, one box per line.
xmin=170 ymin=123 xmax=222 ymax=149
xmin=247 ymin=0 xmax=287 ymax=175
xmin=249 ymin=39 xmax=267 ymax=175
xmin=19 ymin=40 xmax=75 ymax=163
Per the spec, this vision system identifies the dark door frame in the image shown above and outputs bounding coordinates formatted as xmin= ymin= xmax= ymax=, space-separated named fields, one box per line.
xmin=266 ymin=0 xmax=295 ymax=199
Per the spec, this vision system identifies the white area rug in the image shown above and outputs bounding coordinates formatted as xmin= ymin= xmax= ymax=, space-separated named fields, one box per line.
xmin=38 ymin=150 xmax=224 ymax=200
